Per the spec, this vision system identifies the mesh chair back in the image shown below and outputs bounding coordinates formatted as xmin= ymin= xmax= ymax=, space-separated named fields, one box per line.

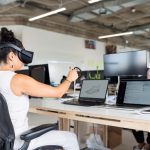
xmin=0 ymin=93 xmax=15 ymax=150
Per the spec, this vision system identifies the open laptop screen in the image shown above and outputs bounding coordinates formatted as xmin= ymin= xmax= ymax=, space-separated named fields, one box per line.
xmin=79 ymin=80 xmax=108 ymax=103
xmin=117 ymin=80 xmax=150 ymax=106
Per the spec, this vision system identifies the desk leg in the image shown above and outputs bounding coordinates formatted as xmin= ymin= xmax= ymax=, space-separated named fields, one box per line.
xmin=103 ymin=125 xmax=108 ymax=147
xmin=73 ymin=120 xmax=79 ymax=138
xmin=58 ymin=118 xmax=70 ymax=131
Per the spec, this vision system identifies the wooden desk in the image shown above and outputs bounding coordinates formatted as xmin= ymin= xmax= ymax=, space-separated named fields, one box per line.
xmin=29 ymin=98 xmax=150 ymax=147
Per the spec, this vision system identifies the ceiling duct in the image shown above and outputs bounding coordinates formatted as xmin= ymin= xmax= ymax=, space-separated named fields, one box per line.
xmin=70 ymin=0 xmax=150 ymax=22
xmin=121 ymin=0 xmax=150 ymax=7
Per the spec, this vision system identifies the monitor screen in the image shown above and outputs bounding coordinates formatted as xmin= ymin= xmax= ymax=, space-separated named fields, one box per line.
xmin=117 ymin=80 xmax=150 ymax=106
xmin=29 ymin=64 xmax=50 ymax=85
xmin=104 ymin=50 xmax=147 ymax=77
xmin=80 ymin=80 xmax=108 ymax=99
xmin=124 ymin=81 xmax=150 ymax=105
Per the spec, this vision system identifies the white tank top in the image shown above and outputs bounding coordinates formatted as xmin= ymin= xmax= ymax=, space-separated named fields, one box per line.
xmin=0 ymin=71 xmax=29 ymax=137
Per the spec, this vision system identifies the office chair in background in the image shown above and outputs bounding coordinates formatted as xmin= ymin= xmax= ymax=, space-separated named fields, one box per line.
xmin=0 ymin=93 xmax=63 ymax=150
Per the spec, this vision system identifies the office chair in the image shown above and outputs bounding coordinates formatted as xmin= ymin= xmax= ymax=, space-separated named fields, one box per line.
xmin=0 ymin=93 xmax=63 ymax=150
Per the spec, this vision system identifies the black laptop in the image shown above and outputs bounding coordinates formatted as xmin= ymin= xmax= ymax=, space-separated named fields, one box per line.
xmin=115 ymin=79 xmax=150 ymax=108
xmin=63 ymin=79 xmax=109 ymax=106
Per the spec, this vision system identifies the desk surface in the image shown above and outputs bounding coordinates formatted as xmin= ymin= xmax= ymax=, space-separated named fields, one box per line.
xmin=29 ymin=98 xmax=150 ymax=132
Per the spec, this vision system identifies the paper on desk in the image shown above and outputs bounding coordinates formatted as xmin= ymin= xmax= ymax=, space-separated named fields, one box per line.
xmin=105 ymin=95 xmax=117 ymax=105
xmin=134 ymin=107 xmax=150 ymax=114
xmin=59 ymin=97 xmax=74 ymax=103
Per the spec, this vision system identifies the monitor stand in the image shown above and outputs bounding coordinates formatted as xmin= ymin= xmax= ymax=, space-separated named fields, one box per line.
xmin=115 ymin=76 xmax=120 ymax=95
xmin=68 ymin=81 xmax=80 ymax=98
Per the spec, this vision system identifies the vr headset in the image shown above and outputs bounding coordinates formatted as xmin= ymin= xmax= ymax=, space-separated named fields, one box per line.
xmin=0 ymin=43 xmax=34 ymax=64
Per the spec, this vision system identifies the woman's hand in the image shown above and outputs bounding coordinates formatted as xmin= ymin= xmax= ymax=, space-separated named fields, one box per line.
xmin=66 ymin=68 xmax=78 ymax=82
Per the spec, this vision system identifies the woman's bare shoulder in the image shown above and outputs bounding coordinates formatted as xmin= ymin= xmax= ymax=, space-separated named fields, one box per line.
xmin=10 ymin=73 xmax=32 ymax=96
xmin=12 ymin=73 xmax=35 ymax=85
xmin=14 ymin=73 xmax=30 ymax=80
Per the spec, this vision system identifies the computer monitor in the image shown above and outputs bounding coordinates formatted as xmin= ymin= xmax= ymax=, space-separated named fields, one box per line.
xmin=104 ymin=76 xmax=118 ymax=84
xmin=29 ymin=64 xmax=50 ymax=85
xmin=15 ymin=69 xmax=29 ymax=76
xmin=104 ymin=50 xmax=147 ymax=77
xmin=76 ymin=70 xmax=104 ymax=86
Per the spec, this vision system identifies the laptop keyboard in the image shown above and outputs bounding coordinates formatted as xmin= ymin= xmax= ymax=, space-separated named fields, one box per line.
xmin=63 ymin=99 xmax=100 ymax=106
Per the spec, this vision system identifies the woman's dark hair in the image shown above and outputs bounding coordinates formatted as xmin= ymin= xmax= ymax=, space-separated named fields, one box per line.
xmin=0 ymin=27 xmax=23 ymax=63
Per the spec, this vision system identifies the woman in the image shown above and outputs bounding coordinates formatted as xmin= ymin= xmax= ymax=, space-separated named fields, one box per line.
xmin=0 ymin=27 xmax=79 ymax=150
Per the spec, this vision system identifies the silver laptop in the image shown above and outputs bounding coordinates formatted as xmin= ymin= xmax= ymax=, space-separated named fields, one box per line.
xmin=114 ymin=79 xmax=150 ymax=108
xmin=63 ymin=79 xmax=108 ymax=106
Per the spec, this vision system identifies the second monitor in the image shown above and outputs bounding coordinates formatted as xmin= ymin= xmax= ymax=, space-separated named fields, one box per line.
xmin=29 ymin=64 xmax=50 ymax=85
xmin=104 ymin=50 xmax=147 ymax=77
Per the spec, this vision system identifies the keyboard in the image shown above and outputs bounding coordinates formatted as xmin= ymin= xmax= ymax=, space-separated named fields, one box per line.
xmin=63 ymin=99 xmax=100 ymax=106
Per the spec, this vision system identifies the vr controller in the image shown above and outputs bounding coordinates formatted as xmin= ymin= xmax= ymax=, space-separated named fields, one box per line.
xmin=74 ymin=67 xmax=82 ymax=78
xmin=0 ymin=43 xmax=34 ymax=64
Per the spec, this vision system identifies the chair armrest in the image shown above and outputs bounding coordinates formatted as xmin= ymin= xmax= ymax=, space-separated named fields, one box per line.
xmin=20 ymin=123 xmax=58 ymax=141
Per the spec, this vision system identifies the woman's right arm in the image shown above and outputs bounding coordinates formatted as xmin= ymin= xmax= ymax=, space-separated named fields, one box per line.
xmin=11 ymin=69 xmax=78 ymax=98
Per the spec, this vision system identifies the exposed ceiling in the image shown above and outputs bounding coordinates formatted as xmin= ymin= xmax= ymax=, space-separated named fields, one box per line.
xmin=0 ymin=0 xmax=150 ymax=49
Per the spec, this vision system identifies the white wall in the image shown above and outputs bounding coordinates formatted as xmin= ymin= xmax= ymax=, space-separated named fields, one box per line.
xmin=117 ymin=45 xmax=139 ymax=52
xmin=1 ymin=25 xmax=145 ymax=70
xmin=22 ymin=26 xmax=105 ymax=70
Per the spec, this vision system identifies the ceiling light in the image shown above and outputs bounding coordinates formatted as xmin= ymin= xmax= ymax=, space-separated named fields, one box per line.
xmin=88 ymin=0 xmax=102 ymax=4
xmin=98 ymin=31 xmax=134 ymax=39
xmin=29 ymin=7 xmax=66 ymax=21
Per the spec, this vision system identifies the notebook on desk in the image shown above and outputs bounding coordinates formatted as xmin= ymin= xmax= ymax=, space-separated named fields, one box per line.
xmin=63 ymin=79 xmax=109 ymax=106
xmin=113 ymin=79 xmax=150 ymax=109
